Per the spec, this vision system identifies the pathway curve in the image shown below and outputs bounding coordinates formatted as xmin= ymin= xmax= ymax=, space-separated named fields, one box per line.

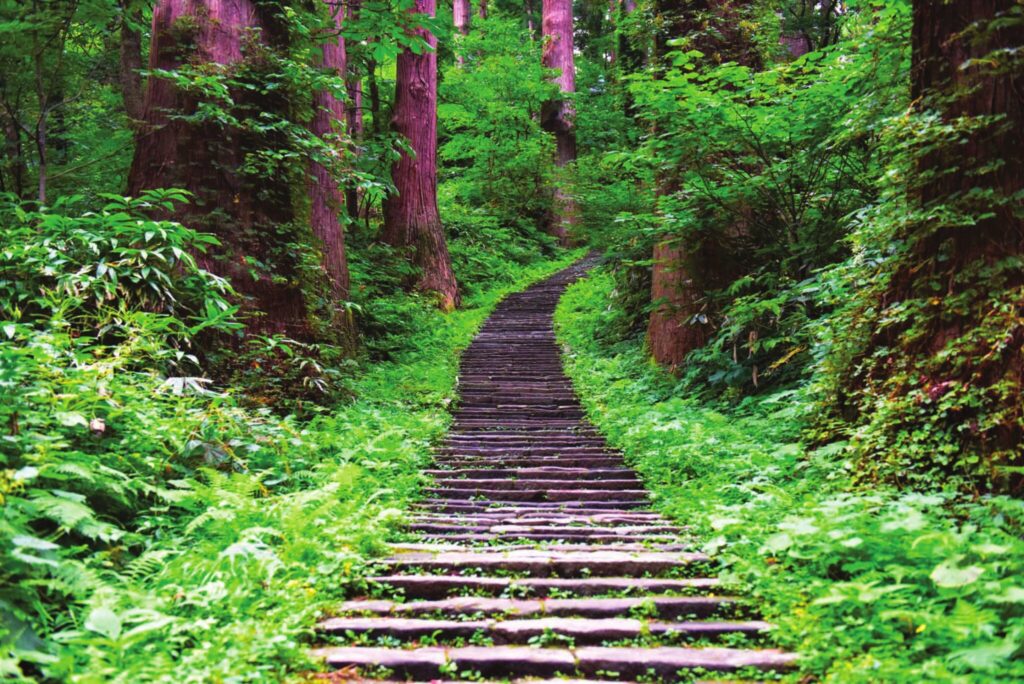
xmin=313 ymin=259 xmax=796 ymax=682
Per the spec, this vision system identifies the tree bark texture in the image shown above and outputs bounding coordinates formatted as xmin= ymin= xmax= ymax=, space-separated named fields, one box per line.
xmin=540 ymin=0 xmax=577 ymax=243
xmin=845 ymin=0 xmax=1024 ymax=477
xmin=454 ymin=0 xmax=471 ymax=64
xmin=309 ymin=0 xmax=352 ymax=320
xmin=119 ymin=0 xmax=145 ymax=123
xmin=646 ymin=0 xmax=759 ymax=368
xmin=345 ymin=0 xmax=364 ymax=221
xmin=454 ymin=0 xmax=471 ymax=35
xmin=381 ymin=0 xmax=460 ymax=310
xmin=128 ymin=0 xmax=311 ymax=336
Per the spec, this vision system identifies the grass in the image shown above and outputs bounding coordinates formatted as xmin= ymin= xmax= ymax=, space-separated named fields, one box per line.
xmin=554 ymin=267 xmax=1024 ymax=683
xmin=7 ymin=248 xmax=584 ymax=683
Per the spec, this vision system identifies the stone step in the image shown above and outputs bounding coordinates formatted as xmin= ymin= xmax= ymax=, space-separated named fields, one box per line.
xmin=442 ymin=438 xmax=607 ymax=446
xmin=409 ymin=523 xmax=678 ymax=535
xmin=409 ymin=513 xmax=668 ymax=524
xmin=412 ymin=501 xmax=654 ymax=514
xmin=434 ymin=458 xmax=627 ymax=469
xmin=312 ymin=645 xmax=797 ymax=679
xmin=393 ymin=542 xmax=694 ymax=553
xmin=318 ymin=616 xmax=775 ymax=644
xmin=379 ymin=549 xmax=711 ymax=576
xmin=366 ymin=575 xmax=720 ymax=599
xmin=425 ymin=468 xmax=637 ymax=479
xmin=429 ymin=478 xmax=642 ymax=491
xmin=422 ymin=488 xmax=651 ymax=502
xmin=333 ymin=596 xmax=736 ymax=620
xmin=409 ymin=534 xmax=683 ymax=545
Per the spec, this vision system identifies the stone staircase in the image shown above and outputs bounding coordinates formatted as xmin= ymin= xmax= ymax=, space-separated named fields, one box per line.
xmin=311 ymin=259 xmax=796 ymax=682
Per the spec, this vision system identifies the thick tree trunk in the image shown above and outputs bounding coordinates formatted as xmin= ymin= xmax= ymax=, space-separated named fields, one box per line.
xmin=309 ymin=0 xmax=351 ymax=321
xmin=847 ymin=0 xmax=1024 ymax=476
xmin=648 ymin=241 xmax=707 ymax=367
xmin=646 ymin=0 xmax=759 ymax=367
xmin=540 ymin=0 xmax=577 ymax=244
xmin=345 ymin=0 xmax=364 ymax=221
xmin=382 ymin=0 xmax=460 ymax=310
xmin=454 ymin=0 xmax=471 ymax=34
xmin=119 ymin=0 xmax=145 ymax=123
xmin=128 ymin=0 xmax=311 ymax=336
xmin=646 ymin=0 xmax=704 ymax=367
xmin=454 ymin=0 xmax=471 ymax=64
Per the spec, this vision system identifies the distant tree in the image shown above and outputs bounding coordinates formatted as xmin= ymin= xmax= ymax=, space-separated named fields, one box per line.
xmin=382 ymin=0 xmax=460 ymax=310
xmin=454 ymin=0 xmax=472 ymax=34
xmin=345 ymin=0 xmax=364 ymax=221
xmin=540 ymin=0 xmax=577 ymax=243
xmin=454 ymin=0 xmax=471 ymax=64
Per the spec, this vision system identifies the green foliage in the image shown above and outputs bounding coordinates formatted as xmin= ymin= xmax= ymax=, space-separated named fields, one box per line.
xmin=557 ymin=269 xmax=1024 ymax=683
xmin=438 ymin=15 xmax=558 ymax=233
xmin=0 ymin=190 xmax=233 ymax=335
xmin=0 ymin=184 xmax=580 ymax=679
xmin=808 ymin=6 xmax=1024 ymax=491
xmin=619 ymin=2 xmax=910 ymax=395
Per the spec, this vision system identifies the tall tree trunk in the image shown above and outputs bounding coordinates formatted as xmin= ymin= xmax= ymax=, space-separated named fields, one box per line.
xmin=382 ymin=0 xmax=460 ymax=310
xmin=128 ymin=0 xmax=311 ymax=336
xmin=479 ymin=0 xmax=487 ymax=19
xmin=540 ymin=0 xmax=577 ymax=244
xmin=367 ymin=56 xmax=382 ymax=134
xmin=119 ymin=0 xmax=145 ymax=123
xmin=646 ymin=0 xmax=758 ymax=368
xmin=844 ymin=0 xmax=1024 ymax=482
xmin=616 ymin=0 xmax=642 ymax=117
xmin=454 ymin=0 xmax=471 ymax=34
xmin=309 ymin=0 xmax=352 ymax=330
xmin=345 ymin=0 xmax=364 ymax=221
xmin=454 ymin=0 xmax=471 ymax=64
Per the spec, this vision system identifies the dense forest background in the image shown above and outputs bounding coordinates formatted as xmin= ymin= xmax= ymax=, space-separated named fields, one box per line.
xmin=1 ymin=0 xmax=1022 ymax=681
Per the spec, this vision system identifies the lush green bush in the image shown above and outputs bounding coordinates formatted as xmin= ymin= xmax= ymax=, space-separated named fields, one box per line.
xmin=0 ymin=189 xmax=581 ymax=680
xmin=556 ymin=268 xmax=1024 ymax=683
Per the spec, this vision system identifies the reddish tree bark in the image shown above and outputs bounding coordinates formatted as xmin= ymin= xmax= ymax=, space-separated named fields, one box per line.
xmin=844 ymin=0 xmax=1024 ymax=474
xmin=540 ymin=0 xmax=577 ymax=244
xmin=309 ymin=0 xmax=352 ymax=322
xmin=646 ymin=0 xmax=758 ymax=367
xmin=454 ymin=0 xmax=471 ymax=34
xmin=454 ymin=0 xmax=471 ymax=65
xmin=479 ymin=0 xmax=487 ymax=19
xmin=382 ymin=0 xmax=460 ymax=310
xmin=345 ymin=0 xmax=364 ymax=221
xmin=119 ymin=0 xmax=145 ymax=123
xmin=128 ymin=0 xmax=311 ymax=336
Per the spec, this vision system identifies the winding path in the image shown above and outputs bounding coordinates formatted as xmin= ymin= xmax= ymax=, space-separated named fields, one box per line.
xmin=313 ymin=259 xmax=796 ymax=682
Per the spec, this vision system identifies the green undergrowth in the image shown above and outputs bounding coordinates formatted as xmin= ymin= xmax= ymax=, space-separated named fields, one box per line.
xmin=0 ymin=192 xmax=583 ymax=682
xmin=555 ymin=268 xmax=1024 ymax=683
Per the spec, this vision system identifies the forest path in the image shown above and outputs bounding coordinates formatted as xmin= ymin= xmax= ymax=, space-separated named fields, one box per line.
xmin=311 ymin=259 xmax=796 ymax=682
